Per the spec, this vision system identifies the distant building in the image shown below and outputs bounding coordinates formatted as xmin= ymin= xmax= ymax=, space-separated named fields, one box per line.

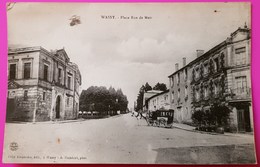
xmin=142 ymin=90 xmax=163 ymax=111
xmin=168 ymin=25 xmax=252 ymax=132
xmin=7 ymin=46 xmax=82 ymax=122
xmin=146 ymin=90 xmax=170 ymax=112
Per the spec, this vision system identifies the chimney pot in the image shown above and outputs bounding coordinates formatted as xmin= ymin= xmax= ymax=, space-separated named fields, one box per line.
xmin=196 ymin=50 xmax=204 ymax=57
xmin=175 ymin=63 xmax=179 ymax=71
xmin=183 ymin=57 xmax=186 ymax=67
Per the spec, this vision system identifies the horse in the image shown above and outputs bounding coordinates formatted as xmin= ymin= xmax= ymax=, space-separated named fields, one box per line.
xmin=131 ymin=110 xmax=148 ymax=126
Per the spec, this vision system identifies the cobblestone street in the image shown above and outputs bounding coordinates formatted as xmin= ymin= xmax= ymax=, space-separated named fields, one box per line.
xmin=3 ymin=113 xmax=256 ymax=164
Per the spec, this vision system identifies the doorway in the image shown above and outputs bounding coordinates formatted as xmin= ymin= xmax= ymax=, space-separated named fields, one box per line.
xmin=237 ymin=105 xmax=251 ymax=132
xmin=55 ymin=96 xmax=61 ymax=119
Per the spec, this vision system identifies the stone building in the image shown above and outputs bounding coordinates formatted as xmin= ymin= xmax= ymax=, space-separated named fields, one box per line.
xmin=142 ymin=90 xmax=162 ymax=111
xmin=168 ymin=58 xmax=193 ymax=123
xmin=146 ymin=90 xmax=170 ymax=112
xmin=7 ymin=46 xmax=81 ymax=122
xmin=168 ymin=25 xmax=252 ymax=132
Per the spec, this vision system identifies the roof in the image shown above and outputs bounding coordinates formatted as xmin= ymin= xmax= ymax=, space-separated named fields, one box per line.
xmin=168 ymin=27 xmax=250 ymax=78
xmin=146 ymin=89 xmax=170 ymax=101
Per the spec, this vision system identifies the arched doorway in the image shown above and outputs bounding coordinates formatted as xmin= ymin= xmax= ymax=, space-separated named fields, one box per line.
xmin=55 ymin=95 xmax=61 ymax=119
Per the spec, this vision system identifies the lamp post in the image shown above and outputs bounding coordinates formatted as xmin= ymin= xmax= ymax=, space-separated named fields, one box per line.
xmin=116 ymin=98 xmax=118 ymax=115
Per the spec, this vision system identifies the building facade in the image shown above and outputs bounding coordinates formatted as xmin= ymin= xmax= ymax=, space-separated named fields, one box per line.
xmin=168 ymin=25 xmax=252 ymax=132
xmin=146 ymin=90 xmax=170 ymax=112
xmin=168 ymin=58 xmax=193 ymax=123
xmin=7 ymin=46 xmax=82 ymax=122
xmin=142 ymin=90 xmax=163 ymax=111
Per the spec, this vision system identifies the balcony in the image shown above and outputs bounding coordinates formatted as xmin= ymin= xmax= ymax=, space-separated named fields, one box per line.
xmin=230 ymin=87 xmax=251 ymax=101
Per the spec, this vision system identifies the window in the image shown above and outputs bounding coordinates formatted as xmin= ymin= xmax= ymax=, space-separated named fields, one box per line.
xmin=214 ymin=58 xmax=219 ymax=72
xmin=196 ymin=89 xmax=200 ymax=100
xmin=177 ymin=73 xmax=180 ymax=84
xmin=9 ymin=64 xmax=16 ymax=80
xmin=235 ymin=76 xmax=247 ymax=93
xmin=164 ymin=95 xmax=168 ymax=101
xmin=214 ymin=83 xmax=218 ymax=95
xmin=203 ymin=63 xmax=208 ymax=75
xmin=204 ymin=86 xmax=208 ymax=98
xmin=184 ymin=69 xmax=188 ymax=80
xmin=177 ymin=89 xmax=180 ymax=99
xmin=235 ymin=47 xmax=247 ymax=65
xmin=24 ymin=63 xmax=31 ymax=79
xmin=24 ymin=90 xmax=28 ymax=100
xmin=185 ymin=87 xmax=188 ymax=98
xmin=43 ymin=65 xmax=48 ymax=81
xmin=195 ymin=67 xmax=200 ymax=79
xmin=171 ymin=77 xmax=174 ymax=87
xmin=43 ymin=92 xmax=46 ymax=101
xmin=67 ymin=97 xmax=70 ymax=106
xmin=68 ymin=76 xmax=71 ymax=89
xmin=58 ymin=68 xmax=62 ymax=84
xmin=171 ymin=91 xmax=174 ymax=102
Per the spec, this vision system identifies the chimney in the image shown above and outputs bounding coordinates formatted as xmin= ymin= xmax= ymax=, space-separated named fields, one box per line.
xmin=175 ymin=63 xmax=179 ymax=71
xmin=183 ymin=57 xmax=186 ymax=67
xmin=196 ymin=50 xmax=204 ymax=57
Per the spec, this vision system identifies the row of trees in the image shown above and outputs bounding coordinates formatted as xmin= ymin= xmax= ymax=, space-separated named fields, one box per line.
xmin=79 ymin=86 xmax=128 ymax=114
xmin=135 ymin=82 xmax=167 ymax=111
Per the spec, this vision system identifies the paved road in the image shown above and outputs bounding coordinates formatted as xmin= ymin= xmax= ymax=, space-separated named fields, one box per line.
xmin=3 ymin=113 xmax=256 ymax=164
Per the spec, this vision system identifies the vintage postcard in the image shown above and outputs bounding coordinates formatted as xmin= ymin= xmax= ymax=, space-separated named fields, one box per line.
xmin=3 ymin=2 xmax=256 ymax=164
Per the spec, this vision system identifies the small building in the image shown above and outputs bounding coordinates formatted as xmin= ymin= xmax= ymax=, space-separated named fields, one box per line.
xmin=142 ymin=90 xmax=163 ymax=111
xmin=146 ymin=90 xmax=170 ymax=112
xmin=7 ymin=46 xmax=82 ymax=122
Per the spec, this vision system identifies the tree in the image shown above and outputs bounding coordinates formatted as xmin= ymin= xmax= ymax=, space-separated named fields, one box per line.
xmin=135 ymin=82 xmax=152 ymax=111
xmin=79 ymin=86 xmax=128 ymax=115
xmin=153 ymin=82 xmax=167 ymax=91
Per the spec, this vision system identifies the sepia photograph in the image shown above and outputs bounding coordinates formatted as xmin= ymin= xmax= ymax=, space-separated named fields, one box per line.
xmin=3 ymin=2 xmax=256 ymax=164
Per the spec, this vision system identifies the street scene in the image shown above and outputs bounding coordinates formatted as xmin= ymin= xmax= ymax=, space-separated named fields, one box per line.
xmin=3 ymin=113 xmax=255 ymax=164
xmin=4 ymin=2 xmax=255 ymax=164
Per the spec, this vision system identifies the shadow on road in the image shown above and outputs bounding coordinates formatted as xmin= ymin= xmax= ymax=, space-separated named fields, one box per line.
xmin=153 ymin=143 xmax=256 ymax=164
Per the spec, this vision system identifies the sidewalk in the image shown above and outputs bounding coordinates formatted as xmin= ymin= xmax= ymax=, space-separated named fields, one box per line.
xmin=172 ymin=122 xmax=196 ymax=131
xmin=171 ymin=122 xmax=254 ymax=137
xmin=6 ymin=114 xmax=123 ymax=125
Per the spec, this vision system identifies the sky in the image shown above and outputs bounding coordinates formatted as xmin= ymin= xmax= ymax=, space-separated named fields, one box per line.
xmin=7 ymin=2 xmax=251 ymax=109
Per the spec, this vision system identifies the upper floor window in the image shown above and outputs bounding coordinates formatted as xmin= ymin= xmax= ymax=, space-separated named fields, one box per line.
xmin=235 ymin=76 xmax=247 ymax=93
xmin=164 ymin=95 xmax=168 ymax=101
xmin=43 ymin=64 xmax=49 ymax=81
xmin=213 ymin=83 xmax=218 ymax=95
xmin=171 ymin=77 xmax=174 ymax=87
xmin=58 ymin=68 xmax=63 ymax=84
xmin=68 ymin=75 xmax=72 ymax=89
xmin=185 ymin=86 xmax=188 ymax=98
xmin=177 ymin=89 xmax=180 ymax=99
xmin=214 ymin=58 xmax=219 ymax=72
xmin=204 ymin=86 xmax=208 ymax=98
xmin=177 ymin=73 xmax=180 ymax=84
xmin=23 ymin=62 xmax=31 ymax=79
xmin=235 ymin=47 xmax=246 ymax=65
xmin=195 ymin=89 xmax=200 ymax=101
xmin=184 ymin=68 xmax=188 ymax=81
xmin=203 ymin=63 xmax=209 ymax=75
xmin=195 ymin=67 xmax=200 ymax=79
xmin=9 ymin=64 xmax=16 ymax=80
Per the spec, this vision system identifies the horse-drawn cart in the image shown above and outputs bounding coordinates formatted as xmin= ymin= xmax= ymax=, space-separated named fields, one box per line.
xmin=147 ymin=109 xmax=174 ymax=128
